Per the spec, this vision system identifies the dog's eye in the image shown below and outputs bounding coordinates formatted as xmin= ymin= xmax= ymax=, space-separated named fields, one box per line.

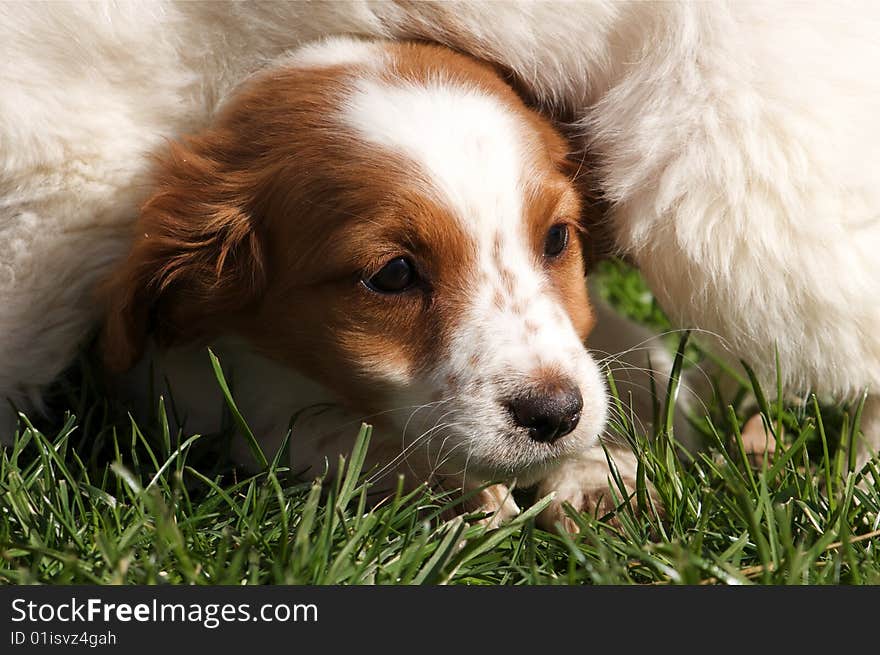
xmin=544 ymin=223 xmax=569 ymax=258
xmin=363 ymin=257 xmax=418 ymax=294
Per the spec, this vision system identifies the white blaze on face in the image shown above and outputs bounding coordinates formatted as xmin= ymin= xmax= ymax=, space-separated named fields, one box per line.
xmin=344 ymin=78 xmax=527 ymax=232
xmin=342 ymin=76 xmax=606 ymax=479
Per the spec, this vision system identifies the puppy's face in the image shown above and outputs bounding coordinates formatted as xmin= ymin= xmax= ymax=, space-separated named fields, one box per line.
xmin=103 ymin=39 xmax=606 ymax=483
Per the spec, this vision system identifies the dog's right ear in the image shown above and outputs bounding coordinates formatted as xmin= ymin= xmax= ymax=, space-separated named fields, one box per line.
xmin=100 ymin=134 xmax=267 ymax=373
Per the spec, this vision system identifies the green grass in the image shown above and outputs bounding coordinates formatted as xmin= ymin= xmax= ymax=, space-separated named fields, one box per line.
xmin=1 ymin=260 xmax=879 ymax=584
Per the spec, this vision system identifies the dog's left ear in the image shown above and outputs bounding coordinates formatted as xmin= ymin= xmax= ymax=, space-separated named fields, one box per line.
xmin=100 ymin=134 xmax=268 ymax=372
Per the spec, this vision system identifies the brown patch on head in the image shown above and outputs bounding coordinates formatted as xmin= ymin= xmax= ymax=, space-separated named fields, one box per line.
xmin=247 ymin=178 xmax=479 ymax=411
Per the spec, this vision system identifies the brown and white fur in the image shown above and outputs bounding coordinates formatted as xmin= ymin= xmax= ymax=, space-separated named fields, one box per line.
xmin=98 ymin=38 xmax=639 ymax=528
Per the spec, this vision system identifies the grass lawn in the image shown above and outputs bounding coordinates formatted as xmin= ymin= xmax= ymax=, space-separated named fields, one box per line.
xmin=2 ymin=260 xmax=879 ymax=585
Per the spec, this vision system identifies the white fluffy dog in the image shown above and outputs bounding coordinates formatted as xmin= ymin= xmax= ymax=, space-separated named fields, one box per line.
xmin=2 ymin=1 xmax=880 ymax=468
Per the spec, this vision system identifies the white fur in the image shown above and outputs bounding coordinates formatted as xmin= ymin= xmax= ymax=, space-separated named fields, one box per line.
xmin=3 ymin=2 xmax=880 ymax=472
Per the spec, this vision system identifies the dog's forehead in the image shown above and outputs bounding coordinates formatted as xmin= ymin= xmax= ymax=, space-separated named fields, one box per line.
xmin=341 ymin=77 xmax=532 ymax=248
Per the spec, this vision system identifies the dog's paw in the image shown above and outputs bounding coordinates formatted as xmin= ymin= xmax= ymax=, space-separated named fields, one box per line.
xmin=471 ymin=483 xmax=521 ymax=529
xmin=436 ymin=479 xmax=521 ymax=528
xmin=740 ymin=413 xmax=778 ymax=466
xmin=535 ymin=446 xmax=645 ymax=533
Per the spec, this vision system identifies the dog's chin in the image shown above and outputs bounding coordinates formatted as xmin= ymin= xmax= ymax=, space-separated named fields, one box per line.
xmin=432 ymin=428 xmax=599 ymax=488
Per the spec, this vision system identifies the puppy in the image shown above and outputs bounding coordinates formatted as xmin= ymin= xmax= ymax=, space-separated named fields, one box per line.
xmin=99 ymin=38 xmax=632 ymax=528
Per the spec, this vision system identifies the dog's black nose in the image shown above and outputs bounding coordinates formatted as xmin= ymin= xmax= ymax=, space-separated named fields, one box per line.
xmin=508 ymin=380 xmax=583 ymax=443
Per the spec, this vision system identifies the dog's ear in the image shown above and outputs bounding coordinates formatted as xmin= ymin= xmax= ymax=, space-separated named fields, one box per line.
xmin=100 ymin=135 xmax=267 ymax=372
